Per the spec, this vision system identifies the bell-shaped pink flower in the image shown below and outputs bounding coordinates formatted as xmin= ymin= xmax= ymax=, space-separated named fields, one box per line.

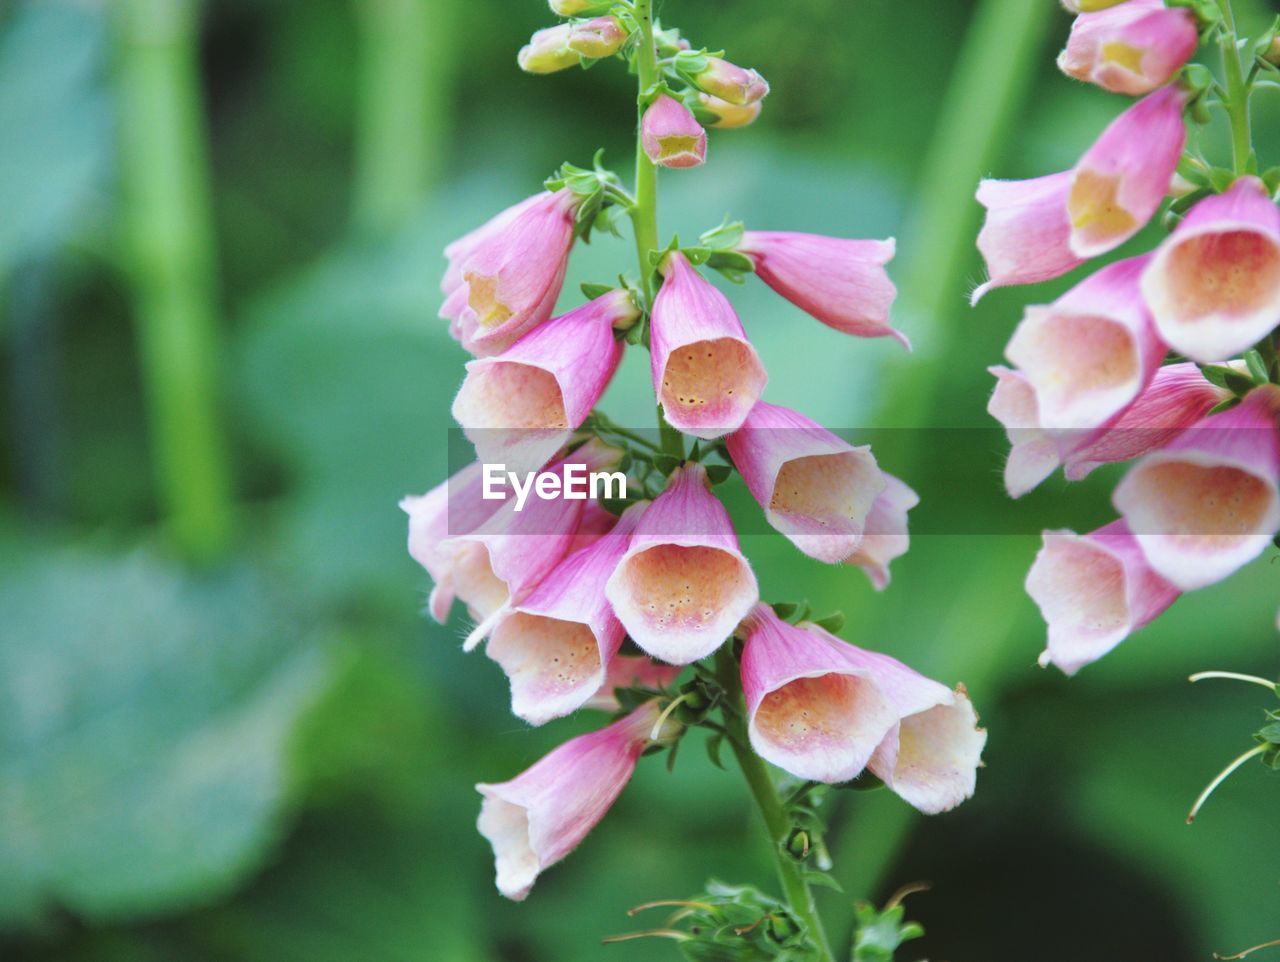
xmin=1141 ymin=176 xmax=1280 ymax=363
xmin=452 ymin=290 xmax=636 ymax=473
xmin=606 ymin=462 xmax=759 ymax=664
xmin=740 ymin=604 xmax=899 ymax=783
xmin=693 ymin=57 xmax=769 ymax=105
xmin=987 ymin=365 xmax=1064 ymax=498
xmin=1067 ymin=86 xmax=1187 ymax=258
xmin=455 ymin=189 xmax=578 ymax=357
xmin=846 ymin=474 xmax=919 ymax=591
xmin=517 ymin=24 xmax=580 ymax=74
xmin=1026 ymin=520 xmax=1180 ymax=675
xmin=401 ymin=460 xmax=509 ymax=623
xmin=487 ymin=502 xmax=647 ymax=725
xmin=1113 ymin=385 xmax=1280 ymax=590
xmin=566 ymin=16 xmax=627 ymax=59
xmin=736 ymin=232 xmax=905 ymax=347
xmin=650 ymin=252 xmax=767 ymax=439
xmin=476 ymin=701 xmax=662 ymax=900
xmin=725 ymin=400 xmax=887 ymax=563
xmin=583 ymin=654 xmax=683 ymax=712
xmin=1059 ymin=0 xmax=1199 ymax=96
xmin=641 ymin=95 xmax=707 ymax=169
xmin=445 ymin=438 xmax=623 ymax=649
xmin=973 ymin=172 xmax=1084 ymax=303
xmin=740 ymin=606 xmax=985 ymax=811
xmin=1004 ymin=255 xmax=1166 ymax=432
xmin=442 ymin=194 xmax=544 ymax=299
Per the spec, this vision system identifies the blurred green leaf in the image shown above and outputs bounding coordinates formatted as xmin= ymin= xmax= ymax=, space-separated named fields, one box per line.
xmin=0 ymin=547 xmax=338 ymax=927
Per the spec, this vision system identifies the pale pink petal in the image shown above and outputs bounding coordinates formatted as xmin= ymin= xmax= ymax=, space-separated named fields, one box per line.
xmin=1058 ymin=1 xmax=1199 ymax=96
xmin=847 ymin=473 xmax=919 ymax=590
xmin=641 ymin=95 xmax=707 ymax=169
xmin=974 ymin=172 xmax=1084 ymax=302
xmin=987 ymin=365 xmax=1061 ymax=498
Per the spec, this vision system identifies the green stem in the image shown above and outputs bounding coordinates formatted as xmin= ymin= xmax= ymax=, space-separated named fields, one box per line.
xmin=1216 ymin=0 xmax=1253 ymax=175
xmin=714 ymin=648 xmax=834 ymax=962
xmin=351 ymin=0 xmax=456 ymax=234
xmin=630 ymin=0 xmax=660 ymax=302
xmin=116 ymin=0 xmax=233 ymax=565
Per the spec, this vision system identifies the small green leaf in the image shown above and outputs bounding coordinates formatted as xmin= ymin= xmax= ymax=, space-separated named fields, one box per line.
xmin=654 ymin=453 xmax=682 ymax=475
xmin=581 ymin=281 xmax=615 ymax=300
xmin=705 ymin=463 xmax=733 ymax=485
xmin=771 ymin=602 xmax=800 ymax=620
xmin=811 ymin=612 xmax=845 ymax=634
xmin=705 ymin=733 xmax=725 ymax=770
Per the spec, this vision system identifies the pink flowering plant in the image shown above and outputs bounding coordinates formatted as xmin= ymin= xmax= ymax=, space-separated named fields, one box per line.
xmin=976 ymin=0 xmax=1280 ymax=830
xmin=403 ymin=0 xmax=987 ymax=957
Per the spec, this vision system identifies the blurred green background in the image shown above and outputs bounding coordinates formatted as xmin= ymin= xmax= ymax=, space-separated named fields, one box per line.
xmin=3 ymin=1 xmax=1280 ymax=959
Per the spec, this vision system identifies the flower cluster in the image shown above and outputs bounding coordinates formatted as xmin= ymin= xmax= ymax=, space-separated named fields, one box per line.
xmin=975 ymin=0 xmax=1280 ymax=675
xmin=403 ymin=0 xmax=986 ymax=943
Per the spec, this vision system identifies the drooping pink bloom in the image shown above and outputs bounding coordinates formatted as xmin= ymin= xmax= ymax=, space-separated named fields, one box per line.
xmin=739 ymin=604 xmax=899 ymax=783
xmin=641 ymin=95 xmax=707 ymax=169
xmin=455 ymin=189 xmax=578 ymax=356
xmin=605 ymin=462 xmax=758 ymax=664
xmin=973 ymin=172 xmax=1084 ymax=303
xmin=726 ymin=400 xmax=887 ymax=563
xmin=442 ymin=194 xmax=544 ymax=299
xmin=650 ymin=252 xmax=767 ymax=439
xmin=696 ymin=92 xmax=761 ymax=129
xmin=740 ymin=606 xmax=985 ymax=811
xmin=1141 ymin=176 xmax=1280 ymax=363
xmin=487 ymin=502 xmax=647 ymax=726
xmin=444 ymin=438 xmax=623 ymax=650
xmin=566 ymin=16 xmax=627 ymax=58
xmin=401 ymin=460 xmax=509 ymax=623
xmin=988 ymin=362 xmax=1229 ymax=497
xmin=1026 ymin=520 xmax=1180 ymax=675
xmin=1059 ymin=0 xmax=1199 ymax=96
xmin=737 ymin=232 xmax=905 ymax=347
xmin=1004 ymin=255 xmax=1166 ymax=432
xmin=1113 ymin=385 xmax=1280 ymax=590
xmin=517 ymin=24 xmax=580 ymax=74
xmin=582 ymin=654 xmax=683 ymax=712
xmin=693 ymin=57 xmax=769 ymax=105
xmin=476 ymin=701 xmax=664 ymax=901
xmin=1067 ymin=86 xmax=1187 ymax=258
xmin=846 ymin=474 xmax=920 ymax=591
xmin=452 ymin=290 xmax=636 ymax=473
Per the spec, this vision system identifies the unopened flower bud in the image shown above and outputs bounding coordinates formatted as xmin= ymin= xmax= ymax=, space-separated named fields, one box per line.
xmin=567 ymin=16 xmax=627 ymax=59
xmin=1266 ymin=35 xmax=1280 ymax=68
xmin=641 ymin=94 xmax=707 ymax=169
xmin=518 ymin=24 xmax=580 ymax=74
xmin=1061 ymin=0 xmax=1130 ymax=11
xmin=549 ymin=0 xmax=610 ymax=15
xmin=696 ymin=92 xmax=761 ymax=129
xmin=694 ymin=56 xmax=769 ymax=105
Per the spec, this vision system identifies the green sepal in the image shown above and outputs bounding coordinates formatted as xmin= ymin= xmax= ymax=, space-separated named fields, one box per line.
xmin=1197 ymin=363 xmax=1255 ymax=396
xmin=852 ymin=899 xmax=925 ymax=962
xmin=810 ymin=611 xmax=845 ymax=634
xmin=653 ymin=453 xmax=683 ymax=475
xmin=1207 ymin=167 xmax=1238 ymax=194
xmin=700 ymin=218 xmax=746 ymax=251
xmin=707 ymin=251 xmax=755 ymax=284
xmin=1206 ymin=396 xmax=1242 ymax=415
xmin=581 ymin=281 xmax=615 ymax=300
xmin=705 ymin=463 xmax=733 ymax=485
xmin=705 ymin=732 xmax=726 ymax=770
xmin=1262 ymin=167 xmax=1280 ymax=197
xmin=770 ymin=601 xmax=800 ymax=620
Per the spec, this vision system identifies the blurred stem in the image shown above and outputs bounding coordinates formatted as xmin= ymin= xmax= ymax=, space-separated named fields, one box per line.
xmin=1216 ymin=0 xmax=1253 ymax=174
xmin=630 ymin=0 xmax=659 ymax=302
xmin=116 ymin=0 xmax=233 ymax=564
xmin=714 ymin=648 xmax=835 ymax=962
xmin=352 ymin=0 xmax=455 ymax=234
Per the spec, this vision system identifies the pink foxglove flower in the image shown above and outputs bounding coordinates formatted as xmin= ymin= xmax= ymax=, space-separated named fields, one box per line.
xmin=846 ymin=474 xmax=919 ymax=591
xmin=455 ymin=189 xmax=578 ymax=357
xmin=737 ymin=232 xmax=905 ymax=347
xmin=476 ymin=701 xmax=665 ymax=900
xmin=1066 ymin=85 xmax=1187 ymax=258
xmin=650 ymin=252 xmax=767 ymax=439
xmin=1113 ymin=385 xmax=1280 ymax=591
xmin=1141 ymin=176 xmax=1280 ymax=363
xmin=641 ymin=94 xmax=707 ymax=169
xmin=740 ymin=604 xmax=899 ymax=783
xmin=726 ymin=400 xmax=887 ymax=563
xmin=693 ymin=57 xmax=769 ymax=105
xmin=567 ymin=16 xmax=627 ymax=59
xmin=442 ymin=194 xmax=544 ymax=299
xmin=1004 ymin=255 xmax=1166 ymax=432
xmin=487 ymin=502 xmax=647 ymax=725
xmin=583 ymin=654 xmax=683 ymax=712
xmin=988 ymin=361 xmax=1229 ymax=497
xmin=517 ymin=24 xmax=580 ymax=74
xmin=452 ymin=290 xmax=637 ymax=473
xmin=696 ymin=92 xmax=761 ymax=129
xmin=1059 ymin=0 xmax=1199 ymax=96
xmin=1026 ymin=520 xmax=1179 ymax=675
xmin=402 ymin=460 xmax=509 ymax=623
xmin=606 ymin=462 xmax=758 ymax=664
xmin=973 ymin=172 xmax=1084 ymax=302
xmin=445 ymin=439 xmax=623 ymax=649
